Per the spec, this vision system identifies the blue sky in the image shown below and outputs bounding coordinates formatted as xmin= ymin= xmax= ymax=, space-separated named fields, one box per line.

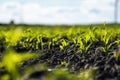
xmin=0 ymin=0 xmax=120 ymax=24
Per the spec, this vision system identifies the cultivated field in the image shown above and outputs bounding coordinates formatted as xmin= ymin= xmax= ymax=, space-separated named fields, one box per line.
xmin=0 ymin=24 xmax=120 ymax=80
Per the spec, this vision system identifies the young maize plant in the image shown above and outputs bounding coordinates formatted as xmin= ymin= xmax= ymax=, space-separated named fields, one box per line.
xmin=59 ymin=39 xmax=67 ymax=50
xmin=72 ymin=38 xmax=77 ymax=47
xmin=111 ymin=41 xmax=120 ymax=61
xmin=77 ymin=67 xmax=96 ymax=80
xmin=2 ymin=27 xmax=23 ymax=48
xmin=0 ymin=50 xmax=38 ymax=79
xmin=94 ymin=28 xmax=114 ymax=53
xmin=52 ymin=37 xmax=58 ymax=50
xmin=40 ymin=37 xmax=44 ymax=51
xmin=76 ymin=29 xmax=94 ymax=54
xmin=77 ymin=36 xmax=92 ymax=54
xmin=48 ymin=41 xmax=52 ymax=50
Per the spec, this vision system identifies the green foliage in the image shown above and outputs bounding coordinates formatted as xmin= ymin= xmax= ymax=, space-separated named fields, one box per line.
xmin=0 ymin=50 xmax=40 ymax=79
xmin=77 ymin=36 xmax=92 ymax=54
xmin=77 ymin=67 xmax=96 ymax=80
xmin=60 ymin=39 xmax=67 ymax=50
xmin=1 ymin=24 xmax=120 ymax=80
xmin=2 ymin=27 xmax=23 ymax=48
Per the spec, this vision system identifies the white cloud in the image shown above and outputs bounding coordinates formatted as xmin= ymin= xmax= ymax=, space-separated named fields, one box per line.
xmin=0 ymin=0 xmax=119 ymax=24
